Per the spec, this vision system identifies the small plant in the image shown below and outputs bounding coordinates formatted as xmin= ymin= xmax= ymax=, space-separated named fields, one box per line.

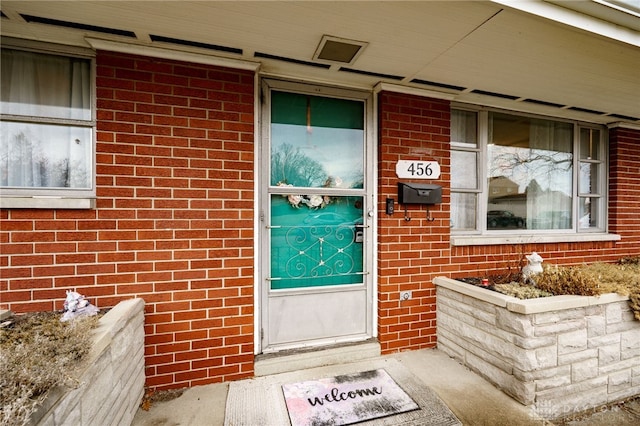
xmin=0 ymin=312 xmax=98 ymax=426
xmin=533 ymin=265 xmax=602 ymax=296
xmin=493 ymin=282 xmax=553 ymax=299
xmin=479 ymin=255 xmax=640 ymax=319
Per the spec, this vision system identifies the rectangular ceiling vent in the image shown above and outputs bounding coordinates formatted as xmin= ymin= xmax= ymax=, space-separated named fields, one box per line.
xmin=20 ymin=14 xmax=135 ymax=37
xmin=313 ymin=35 xmax=367 ymax=65
xmin=150 ymin=35 xmax=242 ymax=55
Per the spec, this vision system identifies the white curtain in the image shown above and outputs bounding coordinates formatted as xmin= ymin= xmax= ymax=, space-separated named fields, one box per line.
xmin=526 ymin=119 xmax=573 ymax=229
xmin=1 ymin=50 xmax=91 ymax=189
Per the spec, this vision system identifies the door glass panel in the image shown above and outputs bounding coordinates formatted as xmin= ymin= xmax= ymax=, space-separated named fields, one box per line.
xmin=270 ymin=91 xmax=364 ymax=189
xmin=270 ymin=195 xmax=364 ymax=289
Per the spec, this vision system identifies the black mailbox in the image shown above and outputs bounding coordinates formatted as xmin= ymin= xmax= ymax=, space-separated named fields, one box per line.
xmin=398 ymin=182 xmax=442 ymax=205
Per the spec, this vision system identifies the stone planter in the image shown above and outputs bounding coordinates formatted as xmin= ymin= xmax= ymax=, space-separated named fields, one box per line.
xmin=30 ymin=298 xmax=145 ymax=426
xmin=434 ymin=277 xmax=640 ymax=417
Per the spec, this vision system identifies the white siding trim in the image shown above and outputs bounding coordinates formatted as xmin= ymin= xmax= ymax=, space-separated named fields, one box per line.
xmin=374 ymin=82 xmax=455 ymax=101
xmin=608 ymin=121 xmax=640 ymax=130
xmin=0 ymin=197 xmax=95 ymax=209
xmin=492 ymin=0 xmax=640 ymax=47
xmin=85 ymin=37 xmax=260 ymax=71
xmin=451 ymin=233 xmax=621 ymax=246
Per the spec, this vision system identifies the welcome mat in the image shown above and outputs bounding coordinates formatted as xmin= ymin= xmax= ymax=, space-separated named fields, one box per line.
xmin=281 ymin=369 xmax=419 ymax=426
xmin=224 ymin=357 xmax=461 ymax=426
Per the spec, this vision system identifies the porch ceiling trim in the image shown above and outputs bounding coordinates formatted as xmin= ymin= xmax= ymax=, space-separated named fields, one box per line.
xmin=85 ymin=37 xmax=260 ymax=71
xmin=374 ymin=82 xmax=456 ymax=101
xmin=493 ymin=0 xmax=640 ymax=47
xmin=608 ymin=121 xmax=640 ymax=130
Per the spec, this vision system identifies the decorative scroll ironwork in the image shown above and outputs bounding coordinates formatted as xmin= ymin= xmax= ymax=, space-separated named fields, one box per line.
xmin=274 ymin=224 xmax=360 ymax=280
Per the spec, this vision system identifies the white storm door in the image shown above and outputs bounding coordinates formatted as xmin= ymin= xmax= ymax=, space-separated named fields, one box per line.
xmin=260 ymin=80 xmax=374 ymax=352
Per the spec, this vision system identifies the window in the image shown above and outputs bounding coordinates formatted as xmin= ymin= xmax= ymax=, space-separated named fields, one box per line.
xmin=1 ymin=44 xmax=94 ymax=205
xmin=450 ymin=110 xmax=479 ymax=231
xmin=451 ymin=108 xmax=607 ymax=236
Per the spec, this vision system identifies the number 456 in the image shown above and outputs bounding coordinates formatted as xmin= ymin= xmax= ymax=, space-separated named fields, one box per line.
xmin=407 ymin=162 xmax=433 ymax=176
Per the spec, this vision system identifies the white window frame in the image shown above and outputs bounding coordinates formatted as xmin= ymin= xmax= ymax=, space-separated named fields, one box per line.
xmin=451 ymin=106 xmax=619 ymax=246
xmin=450 ymin=108 xmax=483 ymax=232
xmin=577 ymin=125 xmax=607 ymax=233
xmin=0 ymin=38 xmax=96 ymax=209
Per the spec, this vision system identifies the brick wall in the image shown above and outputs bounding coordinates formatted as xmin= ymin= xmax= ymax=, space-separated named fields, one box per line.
xmin=609 ymin=127 xmax=640 ymax=247
xmin=377 ymin=91 xmax=451 ymax=353
xmin=0 ymin=51 xmax=255 ymax=389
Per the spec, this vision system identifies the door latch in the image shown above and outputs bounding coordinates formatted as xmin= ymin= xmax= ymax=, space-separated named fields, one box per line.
xmin=354 ymin=224 xmax=364 ymax=243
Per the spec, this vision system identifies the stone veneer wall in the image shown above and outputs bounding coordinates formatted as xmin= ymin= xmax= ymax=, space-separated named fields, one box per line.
xmin=435 ymin=277 xmax=640 ymax=415
xmin=32 ymin=298 xmax=145 ymax=426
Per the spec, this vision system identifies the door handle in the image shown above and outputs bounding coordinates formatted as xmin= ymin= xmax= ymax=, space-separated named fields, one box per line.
xmin=354 ymin=224 xmax=364 ymax=243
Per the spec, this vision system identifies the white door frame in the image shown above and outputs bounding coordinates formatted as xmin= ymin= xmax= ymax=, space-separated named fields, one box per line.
xmin=254 ymin=77 xmax=377 ymax=354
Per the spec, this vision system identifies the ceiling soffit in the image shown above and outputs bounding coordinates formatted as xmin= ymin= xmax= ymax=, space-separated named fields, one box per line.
xmin=0 ymin=1 xmax=638 ymax=125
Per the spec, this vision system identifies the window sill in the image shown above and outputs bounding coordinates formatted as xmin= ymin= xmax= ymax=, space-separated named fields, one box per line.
xmin=451 ymin=232 xmax=621 ymax=246
xmin=0 ymin=197 xmax=95 ymax=210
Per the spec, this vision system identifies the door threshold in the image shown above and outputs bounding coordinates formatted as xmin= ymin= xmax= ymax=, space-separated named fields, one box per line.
xmin=254 ymin=338 xmax=380 ymax=377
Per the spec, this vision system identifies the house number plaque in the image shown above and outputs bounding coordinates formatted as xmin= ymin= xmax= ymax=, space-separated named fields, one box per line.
xmin=395 ymin=160 xmax=440 ymax=179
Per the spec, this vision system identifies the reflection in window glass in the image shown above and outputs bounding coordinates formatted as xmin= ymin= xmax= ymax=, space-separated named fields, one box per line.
xmin=270 ymin=91 xmax=364 ymax=189
xmin=1 ymin=122 xmax=92 ymax=189
xmin=579 ymin=197 xmax=598 ymax=229
xmin=488 ymin=112 xmax=573 ymax=230
xmin=579 ymin=162 xmax=599 ymax=194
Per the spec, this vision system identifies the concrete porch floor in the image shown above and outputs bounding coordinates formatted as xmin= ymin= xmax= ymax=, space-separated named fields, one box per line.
xmin=132 ymin=347 xmax=640 ymax=425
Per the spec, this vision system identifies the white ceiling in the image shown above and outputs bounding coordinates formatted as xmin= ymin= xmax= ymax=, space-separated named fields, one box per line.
xmin=1 ymin=1 xmax=639 ymax=124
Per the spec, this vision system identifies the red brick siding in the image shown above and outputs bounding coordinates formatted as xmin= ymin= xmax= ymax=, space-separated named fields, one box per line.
xmin=0 ymin=51 xmax=255 ymax=390
xmin=377 ymin=91 xmax=451 ymax=353
xmin=609 ymin=127 xmax=640 ymax=249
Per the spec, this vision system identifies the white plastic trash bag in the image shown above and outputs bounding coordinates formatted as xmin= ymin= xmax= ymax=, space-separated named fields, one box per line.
xmin=61 ymin=290 xmax=99 ymax=322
